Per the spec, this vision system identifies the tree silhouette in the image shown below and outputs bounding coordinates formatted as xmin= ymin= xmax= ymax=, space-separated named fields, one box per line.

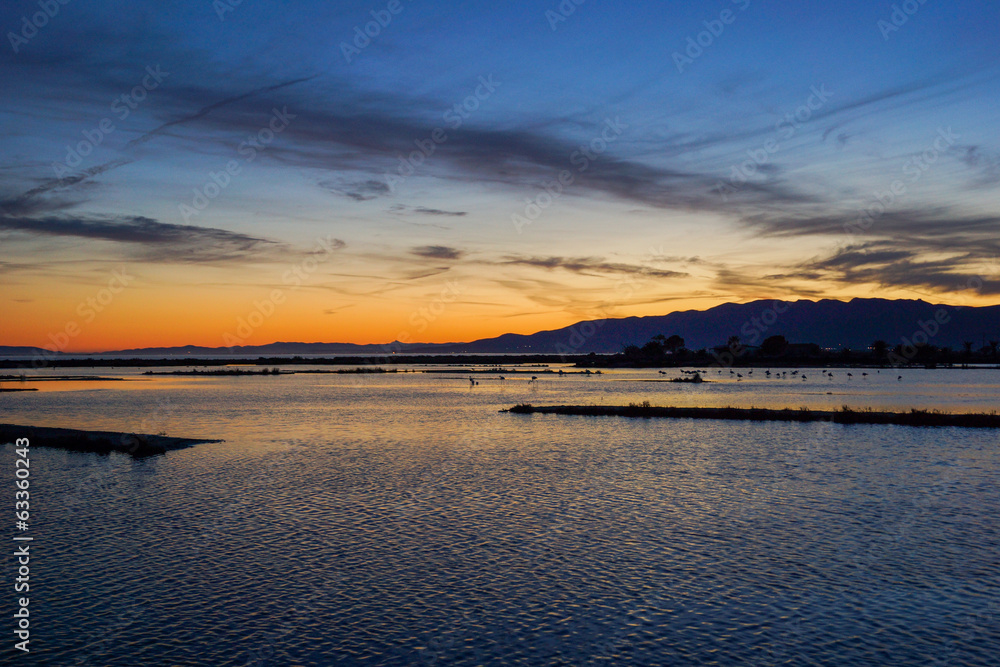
xmin=665 ymin=334 xmax=685 ymax=353
xmin=641 ymin=339 xmax=664 ymax=357
xmin=621 ymin=344 xmax=641 ymax=360
xmin=761 ymin=335 xmax=788 ymax=356
xmin=872 ymin=340 xmax=888 ymax=361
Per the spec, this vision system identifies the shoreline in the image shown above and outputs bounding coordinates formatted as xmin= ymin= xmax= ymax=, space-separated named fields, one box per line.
xmin=1 ymin=375 xmax=125 ymax=382
xmin=503 ymin=404 xmax=1000 ymax=428
xmin=0 ymin=424 xmax=222 ymax=457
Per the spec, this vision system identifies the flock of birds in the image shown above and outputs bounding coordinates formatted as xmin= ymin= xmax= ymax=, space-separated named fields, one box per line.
xmin=469 ymin=368 xmax=602 ymax=387
xmin=471 ymin=369 xmax=905 ymax=386
xmin=469 ymin=375 xmax=538 ymax=386
xmin=469 ymin=368 xmax=606 ymax=386
xmin=655 ymin=369 xmax=906 ymax=382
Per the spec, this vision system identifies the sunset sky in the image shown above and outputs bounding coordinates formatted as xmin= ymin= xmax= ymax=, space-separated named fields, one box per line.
xmin=2 ymin=0 xmax=999 ymax=351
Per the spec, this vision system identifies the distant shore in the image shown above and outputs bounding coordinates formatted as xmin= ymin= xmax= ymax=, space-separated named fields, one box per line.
xmin=1 ymin=375 xmax=125 ymax=381
xmin=0 ymin=355 xmax=581 ymax=369
xmin=1 ymin=354 xmax=996 ymax=370
xmin=503 ymin=404 xmax=1000 ymax=428
xmin=0 ymin=424 xmax=222 ymax=457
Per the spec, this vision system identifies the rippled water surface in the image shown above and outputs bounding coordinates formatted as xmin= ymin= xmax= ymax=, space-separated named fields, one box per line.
xmin=1 ymin=366 xmax=999 ymax=665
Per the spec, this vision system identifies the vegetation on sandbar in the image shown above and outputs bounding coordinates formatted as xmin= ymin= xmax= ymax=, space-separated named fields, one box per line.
xmin=503 ymin=404 xmax=1000 ymax=428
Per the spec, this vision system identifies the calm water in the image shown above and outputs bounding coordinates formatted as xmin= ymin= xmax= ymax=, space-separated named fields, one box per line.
xmin=1 ymin=366 xmax=999 ymax=665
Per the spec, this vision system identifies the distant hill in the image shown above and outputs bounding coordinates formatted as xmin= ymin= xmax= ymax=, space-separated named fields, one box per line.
xmin=430 ymin=298 xmax=999 ymax=353
xmin=0 ymin=342 xmax=384 ymax=358
xmin=0 ymin=346 xmax=59 ymax=357
xmin=2 ymin=298 xmax=998 ymax=357
xmin=102 ymin=342 xmax=386 ymax=356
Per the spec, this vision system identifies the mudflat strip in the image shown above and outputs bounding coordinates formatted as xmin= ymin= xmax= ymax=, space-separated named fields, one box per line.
xmin=503 ymin=404 xmax=1000 ymax=428
xmin=0 ymin=424 xmax=222 ymax=457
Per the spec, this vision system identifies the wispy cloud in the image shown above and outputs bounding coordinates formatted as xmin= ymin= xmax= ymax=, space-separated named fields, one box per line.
xmin=499 ymin=255 xmax=687 ymax=279
xmin=0 ymin=214 xmax=283 ymax=263
xmin=412 ymin=207 xmax=466 ymax=217
xmin=1 ymin=3 xmax=997 ymax=319
xmin=745 ymin=208 xmax=1000 ymax=244
xmin=388 ymin=204 xmax=466 ymax=218
xmin=410 ymin=245 xmax=464 ymax=260
xmin=781 ymin=242 xmax=1000 ymax=295
xmin=123 ymin=75 xmax=317 ymax=150
xmin=321 ymin=178 xmax=390 ymax=201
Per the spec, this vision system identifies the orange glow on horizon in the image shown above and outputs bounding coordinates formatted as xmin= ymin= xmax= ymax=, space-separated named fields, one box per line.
xmin=4 ymin=284 xmax=1000 ymax=353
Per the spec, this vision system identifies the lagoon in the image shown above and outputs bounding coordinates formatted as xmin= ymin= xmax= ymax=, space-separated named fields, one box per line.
xmin=1 ymin=365 xmax=998 ymax=665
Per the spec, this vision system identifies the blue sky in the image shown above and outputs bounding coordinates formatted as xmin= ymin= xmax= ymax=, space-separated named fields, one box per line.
xmin=2 ymin=0 xmax=999 ymax=348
